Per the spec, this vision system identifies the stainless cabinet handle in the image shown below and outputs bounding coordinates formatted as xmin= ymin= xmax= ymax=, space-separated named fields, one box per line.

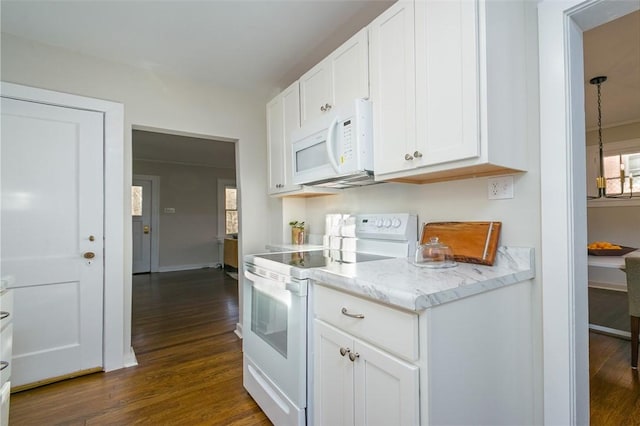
xmin=405 ymin=153 xmax=413 ymax=161
xmin=414 ymin=151 xmax=423 ymax=158
xmin=0 ymin=311 xmax=9 ymax=320
xmin=348 ymin=352 xmax=360 ymax=362
xmin=0 ymin=361 xmax=8 ymax=371
xmin=339 ymin=347 xmax=351 ymax=357
xmin=341 ymin=307 xmax=364 ymax=319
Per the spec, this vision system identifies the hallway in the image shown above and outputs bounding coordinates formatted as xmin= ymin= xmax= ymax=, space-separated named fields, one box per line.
xmin=9 ymin=268 xmax=270 ymax=425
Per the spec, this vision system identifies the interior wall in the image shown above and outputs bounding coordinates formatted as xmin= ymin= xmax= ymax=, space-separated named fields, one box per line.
xmin=133 ymin=160 xmax=235 ymax=271
xmin=586 ymin=120 xmax=640 ymax=145
xmin=1 ymin=32 xmax=270 ymax=353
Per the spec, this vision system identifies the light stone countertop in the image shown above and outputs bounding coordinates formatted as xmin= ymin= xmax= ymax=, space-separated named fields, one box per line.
xmin=308 ymin=247 xmax=535 ymax=312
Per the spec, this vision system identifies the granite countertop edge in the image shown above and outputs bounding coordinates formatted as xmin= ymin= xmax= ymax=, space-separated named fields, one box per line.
xmin=309 ymin=247 xmax=535 ymax=312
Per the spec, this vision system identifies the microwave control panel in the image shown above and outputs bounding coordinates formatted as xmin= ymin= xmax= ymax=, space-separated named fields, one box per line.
xmin=339 ymin=119 xmax=353 ymax=164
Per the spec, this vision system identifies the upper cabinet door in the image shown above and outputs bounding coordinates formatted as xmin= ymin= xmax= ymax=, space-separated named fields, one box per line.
xmin=266 ymin=94 xmax=285 ymax=193
xmin=282 ymin=82 xmax=301 ymax=191
xmin=299 ymin=60 xmax=331 ymax=126
xmin=330 ymin=27 xmax=369 ymax=110
xmin=300 ymin=28 xmax=369 ymax=128
xmin=369 ymin=1 xmax=416 ymax=176
xmin=267 ymin=81 xmax=301 ymax=194
xmin=414 ymin=0 xmax=480 ymax=167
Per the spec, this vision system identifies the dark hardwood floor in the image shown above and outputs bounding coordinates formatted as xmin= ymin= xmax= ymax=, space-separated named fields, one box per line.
xmin=8 ymin=269 xmax=640 ymax=425
xmin=9 ymin=268 xmax=271 ymax=425
xmin=589 ymin=331 xmax=640 ymax=425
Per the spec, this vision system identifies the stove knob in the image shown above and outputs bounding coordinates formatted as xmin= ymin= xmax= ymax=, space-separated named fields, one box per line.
xmin=383 ymin=219 xmax=392 ymax=228
xmin=392 ymin=218 xmax=402 ymax=228
xmin=376 ymin=218 xmax=384 ymax=227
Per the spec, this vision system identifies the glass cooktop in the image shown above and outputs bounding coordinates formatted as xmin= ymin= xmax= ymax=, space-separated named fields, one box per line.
xmin=254 ymin=249 xmax=391 ymax=269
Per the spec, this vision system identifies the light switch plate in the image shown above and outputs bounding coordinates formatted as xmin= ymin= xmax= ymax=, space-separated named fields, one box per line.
xmin=488 ymin=176 xmax=514 ymax=200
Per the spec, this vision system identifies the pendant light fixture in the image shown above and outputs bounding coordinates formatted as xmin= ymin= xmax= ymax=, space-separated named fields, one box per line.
xmin=588 ymin=75 xmax=637 ymax=199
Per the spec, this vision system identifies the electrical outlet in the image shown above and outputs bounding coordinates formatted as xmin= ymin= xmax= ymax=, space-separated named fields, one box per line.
xmin=488 ymin=176 xmax=514 ymax=200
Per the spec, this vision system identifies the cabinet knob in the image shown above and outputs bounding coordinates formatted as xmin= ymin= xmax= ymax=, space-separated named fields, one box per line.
xmin=348 ymin=352 xmax=360 ymax=362
xmin=339 ymin=347 xmax=351 ymax=357
xmin=320 ymin=105 xmax=326 ymax=112
xmin=413 ymin=151 xmax=423 ymax=158
xmin=405 ymin=153 xmax=414 ymax=161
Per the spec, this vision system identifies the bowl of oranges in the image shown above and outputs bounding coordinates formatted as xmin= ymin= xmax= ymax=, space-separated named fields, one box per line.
xmin=587 ymin=241 xmax=636 ymax=256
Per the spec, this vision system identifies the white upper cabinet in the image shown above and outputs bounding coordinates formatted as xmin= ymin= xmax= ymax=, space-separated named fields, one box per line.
xmin=371 ymin=0 xmax=528 ymax=183
xmin=369 ymin=1 xmax=417 ymax=177
xmin=267 ymin=81 xmax=301 ymax=194
xmin=300 ymin=27 xmax=369 ymax=127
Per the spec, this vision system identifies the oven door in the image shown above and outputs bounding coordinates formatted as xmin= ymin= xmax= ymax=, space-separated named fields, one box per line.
xmin=243 ymin=267 xmax=307 ymax=410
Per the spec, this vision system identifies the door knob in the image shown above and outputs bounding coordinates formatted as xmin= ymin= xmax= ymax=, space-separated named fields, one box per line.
xmin=143 ymin=225 xmax=150 ymax=234
xmin=83 ymin=252 xmax=95 ymax=259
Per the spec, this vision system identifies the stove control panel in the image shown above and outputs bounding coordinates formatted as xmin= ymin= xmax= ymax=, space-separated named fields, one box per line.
xmin=355 ymin=213 xmax=417 ymax=241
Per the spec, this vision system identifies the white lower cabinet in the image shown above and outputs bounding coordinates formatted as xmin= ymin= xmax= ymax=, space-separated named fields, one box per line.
xmin=314 ymin=320 xmax=419 ymax=426
xmin=313 ymin=284 xmax=419 ymax=426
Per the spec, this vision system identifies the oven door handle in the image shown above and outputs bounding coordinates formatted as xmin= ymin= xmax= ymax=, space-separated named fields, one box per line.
xmin=244 ymin=269 xmax=306 ymax=297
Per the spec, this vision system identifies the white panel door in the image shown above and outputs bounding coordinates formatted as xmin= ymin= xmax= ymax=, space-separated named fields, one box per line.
xmin=1 ymin=97 xmax=104 ymax=387
xmin=132 ymin=178 xmax=152 ymax=274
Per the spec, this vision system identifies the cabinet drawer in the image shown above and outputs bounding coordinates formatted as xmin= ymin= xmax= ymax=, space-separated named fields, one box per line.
xmin=314 ymin=284 xmax=418 ymax=362
xmin=0 ymin=290 xmax=13 ymax=332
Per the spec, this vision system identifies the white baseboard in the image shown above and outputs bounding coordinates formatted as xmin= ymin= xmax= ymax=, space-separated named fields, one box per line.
xmin=588 ymin=281 xmax=627 ymax=292
xmin=158 ymin=262 xmax=219 ymax=273
xmin=589 ymin=324 xmax=631 ymax=340
xmin=235 ymin=322 xmax=243 ymax=339
xmin=123 ymin=346 xmax=138 ymax=367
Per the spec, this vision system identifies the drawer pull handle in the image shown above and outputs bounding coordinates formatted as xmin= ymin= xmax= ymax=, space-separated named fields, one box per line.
xmin=341 ymin=307 xmax=364 ymax=319
xmin=339 ymin=347 xmax=351 ymax=357
xmin=0 ymin=361 xmax=8 ymax=371
xmin=348 ymin=352 xmax=360 ymax=362
xmin=0 ymin=311 xmax=9 ymax=320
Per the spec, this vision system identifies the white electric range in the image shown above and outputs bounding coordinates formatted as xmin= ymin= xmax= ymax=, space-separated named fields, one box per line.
xmin=242 ymin=213 xmax=417 ymax=426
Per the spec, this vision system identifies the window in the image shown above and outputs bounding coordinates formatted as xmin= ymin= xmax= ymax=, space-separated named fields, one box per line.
xmin=225 ymin=186 xmax=238 ymax=235
xmin=602 ymin=153 xmax=639 ymax=195
xmin=131 ymin=185 xmax=143 ymax=216
xmin=587 ymin=138 xmax=640 ymax=205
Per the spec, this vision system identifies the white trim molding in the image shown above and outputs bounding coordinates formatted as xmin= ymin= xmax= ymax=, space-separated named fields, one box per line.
xmin=538 ymin=1 xmax=640 ymax=424
xmin=1 ymin=81 xmax=126 ymax=372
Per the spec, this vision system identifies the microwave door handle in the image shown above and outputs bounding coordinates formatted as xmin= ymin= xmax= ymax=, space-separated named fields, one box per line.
xmin=325 ymin=116 xmax=341 ymax=173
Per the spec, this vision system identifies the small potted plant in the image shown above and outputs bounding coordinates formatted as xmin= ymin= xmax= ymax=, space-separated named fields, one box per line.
xmin=289 ymin=220 xmax=305 ymax=245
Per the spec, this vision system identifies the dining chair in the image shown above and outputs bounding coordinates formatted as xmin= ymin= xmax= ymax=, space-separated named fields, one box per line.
xmin=625 ymin=256 xmax=640 ymax=369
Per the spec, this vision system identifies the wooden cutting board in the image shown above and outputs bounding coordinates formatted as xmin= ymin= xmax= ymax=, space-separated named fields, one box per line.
xmin=420 ymin=221 xmax=502 ymax=266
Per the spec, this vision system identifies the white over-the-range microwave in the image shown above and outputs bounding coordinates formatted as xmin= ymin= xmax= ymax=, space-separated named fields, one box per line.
xmin=291 ymin=98 xmax=376 ymax=188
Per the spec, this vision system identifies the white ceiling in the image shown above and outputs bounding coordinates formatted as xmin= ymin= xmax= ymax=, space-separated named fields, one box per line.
xmin=583 ymin=10 xmax=639 ymax=130
xmin=0 ymin=0 xmax=394 ymax=99
xmin=1 ymin=1 xmax=638 ymax=164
